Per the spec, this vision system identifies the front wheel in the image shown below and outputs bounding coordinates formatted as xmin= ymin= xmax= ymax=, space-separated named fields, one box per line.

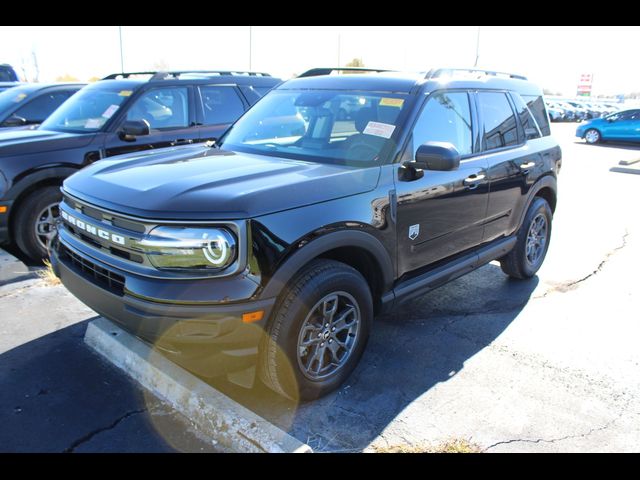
xmin=259 ymin=259 xmax=372 ymax=401
xmin=584 ymin=128 xmax=601 ymax=144
xmin=14 ymin=186 xmax=62 ymax=262
xmin=500 ymin=197 xmax=553 ymax=280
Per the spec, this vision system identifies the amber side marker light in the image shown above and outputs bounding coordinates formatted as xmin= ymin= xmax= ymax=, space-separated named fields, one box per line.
xmin=242 ymin=310 xmax=264 ymax=323
xmin=0 ymin=206 xmax=7 ymax=213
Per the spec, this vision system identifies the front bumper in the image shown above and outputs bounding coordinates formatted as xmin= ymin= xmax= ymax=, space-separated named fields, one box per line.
xmin=51 ymin=236 xmax=276 ymax=377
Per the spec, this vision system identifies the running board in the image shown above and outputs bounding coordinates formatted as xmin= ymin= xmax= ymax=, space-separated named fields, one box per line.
xmin=387 ymin=235 xmax=517 ymax=309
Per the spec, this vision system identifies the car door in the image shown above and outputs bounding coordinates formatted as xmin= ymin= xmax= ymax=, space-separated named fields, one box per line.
xmin=604 ymin=110 xmax=639 ymax=140
xmin=479 ymin=91 xmax=542 ymax=242
xmin=104 ymin=85 xmax=198 ymax=157
xmin=196 ymin=85 xmax=247 ymax=143
xmin=394 ymin=90 xmax=489 ymax=276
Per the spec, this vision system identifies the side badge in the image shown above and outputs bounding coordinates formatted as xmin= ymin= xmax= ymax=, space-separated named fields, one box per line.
xmin=409 ymin=224 xmax=420 ymax=240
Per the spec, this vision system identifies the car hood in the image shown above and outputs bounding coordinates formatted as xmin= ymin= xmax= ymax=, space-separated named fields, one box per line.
xmin=0 ymin=128 xmax=94 ymax=156
xmin=63 ymin=145 xmax=381 ymax=220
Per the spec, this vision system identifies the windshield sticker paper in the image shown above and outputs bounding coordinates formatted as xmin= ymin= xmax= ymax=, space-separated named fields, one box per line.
xmin=102 ymin=104 xmax=119 ymax=119
xmin=363 ymin=121 xmax=396 ymax=139
xmin=379 ymin=98 xmax=404 ymax=108
xmin=84 ymin=118 xmax=102 ymax=129
xmin=118 ymin=90 xmax=133 ymax=97
xmin=14 ymin=93 xmax=27 ymax=102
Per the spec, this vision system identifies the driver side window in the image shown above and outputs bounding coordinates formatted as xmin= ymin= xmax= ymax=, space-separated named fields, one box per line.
xmin=410 ymin=91 xmax=473 ymax=158
xmin=127 ymin=87 xmax=189 ymax=129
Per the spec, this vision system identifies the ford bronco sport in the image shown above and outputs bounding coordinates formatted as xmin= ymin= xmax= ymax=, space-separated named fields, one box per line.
xmin=0 ymin=70 xmax=280 ymax=261
xmin=51 ymin=67 xmax=561 ymax=401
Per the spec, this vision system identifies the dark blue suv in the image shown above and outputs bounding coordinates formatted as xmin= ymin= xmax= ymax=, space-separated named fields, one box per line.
xmin=0 ymin=70 xmax=281 ymax=260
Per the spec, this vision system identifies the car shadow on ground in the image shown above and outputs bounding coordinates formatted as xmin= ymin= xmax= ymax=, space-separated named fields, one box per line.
xmin=210 ymin=262 xmax=539 ymax=452
xmin=573 ymin=140 xmax=640 ymax=151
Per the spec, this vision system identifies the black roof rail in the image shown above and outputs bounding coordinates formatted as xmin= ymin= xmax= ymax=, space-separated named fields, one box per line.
xmin=424 ymin=68 xmax=528 ymax=81
xmin=102 ymin=70 xmax=272 ymax=81
xmin=298 ymin=67 xmax=393 ymax=78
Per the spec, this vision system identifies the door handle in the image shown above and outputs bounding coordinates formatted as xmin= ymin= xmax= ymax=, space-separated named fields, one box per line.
xmin=173 ymin=138 xmax=194 ymax=146
xmin=463 ymin=174 xmax=485 ymax=190
xmin=520 ymin=161 xmax=536 ymax=172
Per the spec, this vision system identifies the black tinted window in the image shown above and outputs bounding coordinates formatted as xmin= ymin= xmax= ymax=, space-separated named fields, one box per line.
xmin=200 ymin=86 xmax=245 ymax=125
xmin=411 ymin=91 xmax=473 ymax=156
xmin=511 ymin=93 xmax=541 ymax=140
xmin=522 ymin=94 xmax=551 ymax=136
xmin=479 ymin=92 xmax=518 ymax=150
xmin=13 ymin=91 xmax=73 ymax=123
xmin=127 ymin=87 xmax=189 ymax=129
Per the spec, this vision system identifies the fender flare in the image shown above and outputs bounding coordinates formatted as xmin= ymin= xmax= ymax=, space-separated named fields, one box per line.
xmin=5 ymin=166 xmax=79 ymax=202
xmin=516 ymin=175 xmax=557 ymax=231
xmin=259 ymin=229 xmax=394 ymax=299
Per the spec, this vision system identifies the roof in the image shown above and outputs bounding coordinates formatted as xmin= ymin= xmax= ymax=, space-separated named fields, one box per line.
xmin=100 ymin=70 xmax=281 ymax=87
xmin=279 ymin=67 xmax=543 ymax=97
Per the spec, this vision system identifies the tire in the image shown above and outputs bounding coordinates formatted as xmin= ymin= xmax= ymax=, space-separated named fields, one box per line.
xmin=259 ymin=259 xmax=373 ymax=401
xmin=500 ymin=197 xmax=552 ymax=280
xmin=584 ymin=128 xmax=601 ymax=144
xmin=14 ymin=186 xmax=62 ymax=262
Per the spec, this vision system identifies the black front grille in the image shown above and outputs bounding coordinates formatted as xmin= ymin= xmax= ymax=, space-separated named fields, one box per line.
xmin=61 ymin=245 xmax=125 ymax=296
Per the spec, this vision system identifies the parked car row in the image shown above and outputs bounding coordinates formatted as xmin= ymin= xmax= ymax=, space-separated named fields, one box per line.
xmin=545 ymin=98 xmax=623 ymax=122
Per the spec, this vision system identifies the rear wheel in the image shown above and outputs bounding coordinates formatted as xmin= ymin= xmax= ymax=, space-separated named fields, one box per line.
xmin=14 ymin=186 xmax=62 ymax=262
xmin=584 ymin=128 xmax=601 ymax=144
xmin=500 ymin=197 xmax=552 ymax=280
xmin=259 ymin=259 xmax=372 ymax=401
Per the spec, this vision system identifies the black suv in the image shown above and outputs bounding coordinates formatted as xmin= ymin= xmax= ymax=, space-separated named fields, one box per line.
xmin=0 ymin=70 xmax=281 ymax=260
xmin=51 ymin=67 xmax=561 ymax=401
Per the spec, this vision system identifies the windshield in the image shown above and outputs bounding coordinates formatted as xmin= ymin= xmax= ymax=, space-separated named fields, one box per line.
xmin=40 ymin=83 xmax=132 ymax=133
xmin=0 ymin=85 xmax=38 ymax=117
xmin=221 ymin=90 xmax=409 ymax=166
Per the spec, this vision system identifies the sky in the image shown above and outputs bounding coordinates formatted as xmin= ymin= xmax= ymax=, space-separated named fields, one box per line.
xmin=1 ymin=26 xmax=638 ymax=97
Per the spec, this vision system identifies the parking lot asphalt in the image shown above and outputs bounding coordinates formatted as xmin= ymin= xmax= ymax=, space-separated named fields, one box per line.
xmin=1 ymin=122 xmax=639 ymax=452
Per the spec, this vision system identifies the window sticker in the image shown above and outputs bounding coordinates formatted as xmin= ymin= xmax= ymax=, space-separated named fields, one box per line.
xmin=84 ymin=118 xmax=102 ymax=129
xmin=101 ymin=104 xmax=119 ymax=119
xmin=379 ymin=98 xmax=404 ymax=108
xmin=118 ymin=90 xmax=133 ymax=97
xmin=14 ymin=93 xmax=27 ymax=103
xmin=363 ymin=121 xmax=396 ymax=139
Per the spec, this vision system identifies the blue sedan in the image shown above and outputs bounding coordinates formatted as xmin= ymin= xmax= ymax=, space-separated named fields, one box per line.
xmin=576 ymin=109 xmax=640 ymax=144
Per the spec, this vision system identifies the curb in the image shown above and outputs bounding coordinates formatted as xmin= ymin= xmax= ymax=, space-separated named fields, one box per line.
xmin=84 ymin=318 xmax=312 ymax=453
xmin=610 ymin=166 xmax=640 ymax=175
xmin=619 ymin=158 xmax=640 ymax=166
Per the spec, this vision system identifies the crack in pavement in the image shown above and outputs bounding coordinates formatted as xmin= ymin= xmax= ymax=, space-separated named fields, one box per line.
xmin=62 ymin=409 xmax=146 ymax=453
xmin=482 ymin=396 xmax=633 ymax=452
xmin=537 ymin=230 xmax=630 ymax=298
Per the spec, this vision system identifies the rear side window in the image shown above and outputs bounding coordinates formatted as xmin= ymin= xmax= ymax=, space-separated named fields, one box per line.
xmin=522 ymin=94 xmax=551 ymax=136
xmin=511 ymin=93 xmax=541 ymax=140
xmin=200 ymin=86 xmax=245 ymax=125
xmin=478 ymin=92 xmax=518 ymax=150
xmin=12 ymin=91 xmax=73 ymax=123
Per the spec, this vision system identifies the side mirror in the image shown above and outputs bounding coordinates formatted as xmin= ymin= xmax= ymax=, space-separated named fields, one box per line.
xmin=119 ymin=119 xmax=150 ymax=141
xmin=3 ymin=114 xmax=27 ymax=127
xmin=405 ymin=141 xmax=460 ymax=171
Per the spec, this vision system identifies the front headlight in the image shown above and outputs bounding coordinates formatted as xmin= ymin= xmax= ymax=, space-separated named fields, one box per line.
xmin=137 ymin=226 xmax=237 ymax=271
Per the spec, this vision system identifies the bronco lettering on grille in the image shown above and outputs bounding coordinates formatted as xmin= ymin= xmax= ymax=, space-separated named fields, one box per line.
xmin=61 ymin=210 xmax=126 ymax=246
